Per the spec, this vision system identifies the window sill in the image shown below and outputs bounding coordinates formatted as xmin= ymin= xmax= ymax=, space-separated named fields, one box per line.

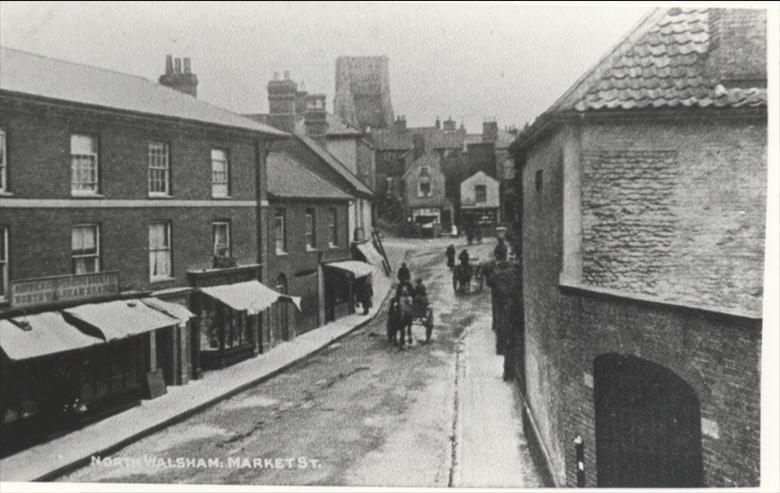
xmin=211 ymin=195 xmax=233 ymax=200
xmin=149 ymin=193 xmax=173 ymax=199
xmin=306 ymin=247 xmax=317 ymax=252
xmin=150 ymin=277 xmax=176 ymax=284
xmin=0 ymin=191 xmax=13 ymax=197
xmin=70 ymin=192 xmax=104 ymax=198
xmin=329 ymin=244 xmax=339 ymax=249
xmin=275 ymin=251 xmax=288 ymax=256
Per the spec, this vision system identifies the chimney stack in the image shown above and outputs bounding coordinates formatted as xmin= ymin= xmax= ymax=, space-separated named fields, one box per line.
xmin=267 ymin=70 xmax=298 ymax=133
xmin=443 ymin=116 xmax=456 ymax=131
xmin=304 ymin=94 xmax=328 ymax=143
xmin=159 ymin=54 xmax=198 ymax=97
xmin=394 ymin=115 xmax=407 ymax=132
xmin=435 ymin=116 xmax=441 ymax=130
xmin=482 ymin=119 xmax=499 ymax=142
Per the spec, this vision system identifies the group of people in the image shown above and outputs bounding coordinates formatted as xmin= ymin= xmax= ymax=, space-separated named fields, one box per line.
xmin=387 ymin=262 xmax=429 ymax=349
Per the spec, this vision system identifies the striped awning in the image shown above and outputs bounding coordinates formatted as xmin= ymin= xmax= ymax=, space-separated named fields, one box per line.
xmin=64 ymin=299 xmax=179 ymax=341
xmin=325 ymin=260 xmax=375 ymax=278
xmin=200 ymin=280 xmax=302 ymax=315
xmin=0 ymin=312 xmax=103 ymax=361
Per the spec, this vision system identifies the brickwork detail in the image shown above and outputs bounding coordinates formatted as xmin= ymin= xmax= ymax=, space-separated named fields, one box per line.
xmin=581 ymin=150 xmax=678 ymax=296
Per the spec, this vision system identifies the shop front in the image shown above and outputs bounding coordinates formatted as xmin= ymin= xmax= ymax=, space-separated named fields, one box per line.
xmin=323 ymin=260 xmax=375 ymax=323
xmin=1 ymin=297 xmax=187 ymax=457
xmin=194 ymin=279 xmax=301 ymax=370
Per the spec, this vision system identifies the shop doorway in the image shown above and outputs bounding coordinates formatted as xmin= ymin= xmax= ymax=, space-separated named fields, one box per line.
xmin=594 ymin=354 xmax=703 ymax=487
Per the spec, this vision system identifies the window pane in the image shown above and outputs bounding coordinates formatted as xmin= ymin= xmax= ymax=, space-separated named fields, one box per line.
xmin=71 ymin=135 xmax=96 ymax=154
xmin=211 ymin=149 xmax=226 ymax=161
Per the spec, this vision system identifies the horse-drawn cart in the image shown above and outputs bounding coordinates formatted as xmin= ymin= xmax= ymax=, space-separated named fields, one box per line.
xmin=387 ymin=295 xmax=434 ymax=345
xmin=453 ymin=258 xmax=485 ymax=294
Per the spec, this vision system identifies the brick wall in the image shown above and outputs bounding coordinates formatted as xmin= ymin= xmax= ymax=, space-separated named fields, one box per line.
xmin=265 ymin=200 xmax=351 ymax=340
xmin=0 ymin=99 xmax=260 ymax=201
xmin=581 ymin=117 xmax=766 ymax=315
xmin=0 ymin=207 xmax=258 ymax=293
xmin=0 ymin=97 xmax=267 ymax=303
xmin=519 ymin=111 xmax=764 ymax=487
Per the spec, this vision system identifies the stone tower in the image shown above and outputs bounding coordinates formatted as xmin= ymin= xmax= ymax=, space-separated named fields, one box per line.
xmin=334 ymin=56 xmax=394 ymax=131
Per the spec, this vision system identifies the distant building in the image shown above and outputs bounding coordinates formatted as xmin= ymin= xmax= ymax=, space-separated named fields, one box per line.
xmin=371 ymin=116 xmax=516 ymax=232
xmin=459 ymin=171 xmax=501 ymax=235
xmin=401 ymin=151 xmax=452 ymax=235
xmin=509 ymin=8 xmax=766 ymax=487
xmin=334 ymin=56 xmax=394 ymax=131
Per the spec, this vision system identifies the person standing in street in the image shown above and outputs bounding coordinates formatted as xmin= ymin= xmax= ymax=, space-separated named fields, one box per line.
xmin=494 ymin=237 xmax=508 ymax=262
xmin=446 ymin=244 xmax=456 ymax=270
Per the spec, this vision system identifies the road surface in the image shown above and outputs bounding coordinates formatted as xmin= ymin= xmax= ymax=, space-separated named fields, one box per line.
xmin=60 ymin=237 xmax=547 ymax=487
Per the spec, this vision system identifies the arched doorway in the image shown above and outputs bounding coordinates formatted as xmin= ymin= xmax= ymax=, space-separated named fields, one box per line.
xmin=273 ymin=274 xmax=290 ymax=343
xmin=594 ymin=354 xmax=703 ymax=487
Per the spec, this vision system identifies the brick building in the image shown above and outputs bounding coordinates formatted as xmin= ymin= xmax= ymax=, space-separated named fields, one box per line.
xmin=508 ymin=8 xmax=766 ymax=487
xmin=265 ymin=151 xmax=358 ymax=346
xmin=459 ymin=171 xmax=501 ymax=236
xmin=245 ymin=72 xmax=376 ymax=243
xmin=0 ymin=48 xmax=288 ymax=450
xmin=371 ymin=117 xmax=517 ymax=233
xmin=401 ymin=151 xmax=452 ymax=236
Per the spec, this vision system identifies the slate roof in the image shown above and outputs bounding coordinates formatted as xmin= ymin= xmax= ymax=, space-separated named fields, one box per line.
xmin=0 ymin=47 xmax=286 ymax=136
xmin=370 ymin=126 xmax=467 ymax=152
xmin=295 ymin=134 xmax=375 ymax=197
xmin=267 ymin=152 xmax=351 ymax=201
xmin=243 ymin=112 xmax=361 ymax=137
xmin=574 ymin=8 xmax=767 ymax=111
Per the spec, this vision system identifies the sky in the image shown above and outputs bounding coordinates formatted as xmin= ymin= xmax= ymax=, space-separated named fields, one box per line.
xmin=0 ymin=1 xmax=651 ymax=132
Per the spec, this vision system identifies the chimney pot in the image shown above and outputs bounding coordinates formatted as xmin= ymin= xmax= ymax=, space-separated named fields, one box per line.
xmin=174 ymin=58 xmax=182 ymax=74
xmin=183 ymin=57 xmax=191 ymax=74
xmin=273 ymin=71 xmax=279 ymax=81
xmin=165 ymin=55 xmax=174 ymax=75
xmin=283 ymin=70 xmax=290 ymax=80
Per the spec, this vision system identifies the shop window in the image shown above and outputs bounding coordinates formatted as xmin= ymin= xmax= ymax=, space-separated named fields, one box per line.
xmin=71 ymin=224 xmax=100 ymax=274
xmin=70 ymin=134 xmax=99 ymax=195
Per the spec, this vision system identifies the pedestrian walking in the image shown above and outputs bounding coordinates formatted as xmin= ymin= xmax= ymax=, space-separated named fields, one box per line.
xmin=355 ymin=277 xmax=373 ymax=315
xmin=446 ymin=244 xmax=456 ymax=270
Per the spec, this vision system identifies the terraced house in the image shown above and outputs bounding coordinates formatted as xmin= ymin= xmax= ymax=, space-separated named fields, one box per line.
xmin=508 ymin=8 xmax=766 ymax=487
xmin=0 ymin=48 xmax=292 ymax=455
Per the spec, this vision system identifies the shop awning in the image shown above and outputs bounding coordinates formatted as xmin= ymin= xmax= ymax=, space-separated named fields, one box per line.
xmin=64 ymin=299 xmax=179 ymax=342
xmin=199 ymin=280 xmax=302 ymax=315
xmin=141 ymin=297 xmax=195 ymax=323
xmin=356 ymin=241 xmax=384 ymax=267
xmin=325 ymin=260 xmax=375 ymax=278
xmin=0 ymin=312 xmax=103 ymax=361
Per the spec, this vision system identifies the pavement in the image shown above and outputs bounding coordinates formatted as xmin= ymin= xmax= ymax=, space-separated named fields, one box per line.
xmin=0 ymin=243 xmax=408 ymax=483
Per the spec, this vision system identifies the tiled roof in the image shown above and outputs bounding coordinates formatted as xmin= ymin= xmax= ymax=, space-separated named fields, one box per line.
xmin=295 ymin=134 xmax=375 ymax=197
xmin=0 ymin=47 xmax=286 ymax=136
xmin=267 ymin=152 xmax=351 ymax=200
xmin=369 ymin=128 xmax=413 ymax=151
xmin=573 ymin=8 xmax=767 ymax=111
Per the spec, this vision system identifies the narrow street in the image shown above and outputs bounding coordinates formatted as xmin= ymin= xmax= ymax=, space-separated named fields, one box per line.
xmin=60 ymin=238 xmax=546 ymax=487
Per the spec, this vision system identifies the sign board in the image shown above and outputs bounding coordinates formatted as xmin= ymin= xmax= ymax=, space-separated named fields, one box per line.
xmin=10 ymin=271 xmax=119 ymax=308
xmin=145 ymin=368 xmax=168 ymax=399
